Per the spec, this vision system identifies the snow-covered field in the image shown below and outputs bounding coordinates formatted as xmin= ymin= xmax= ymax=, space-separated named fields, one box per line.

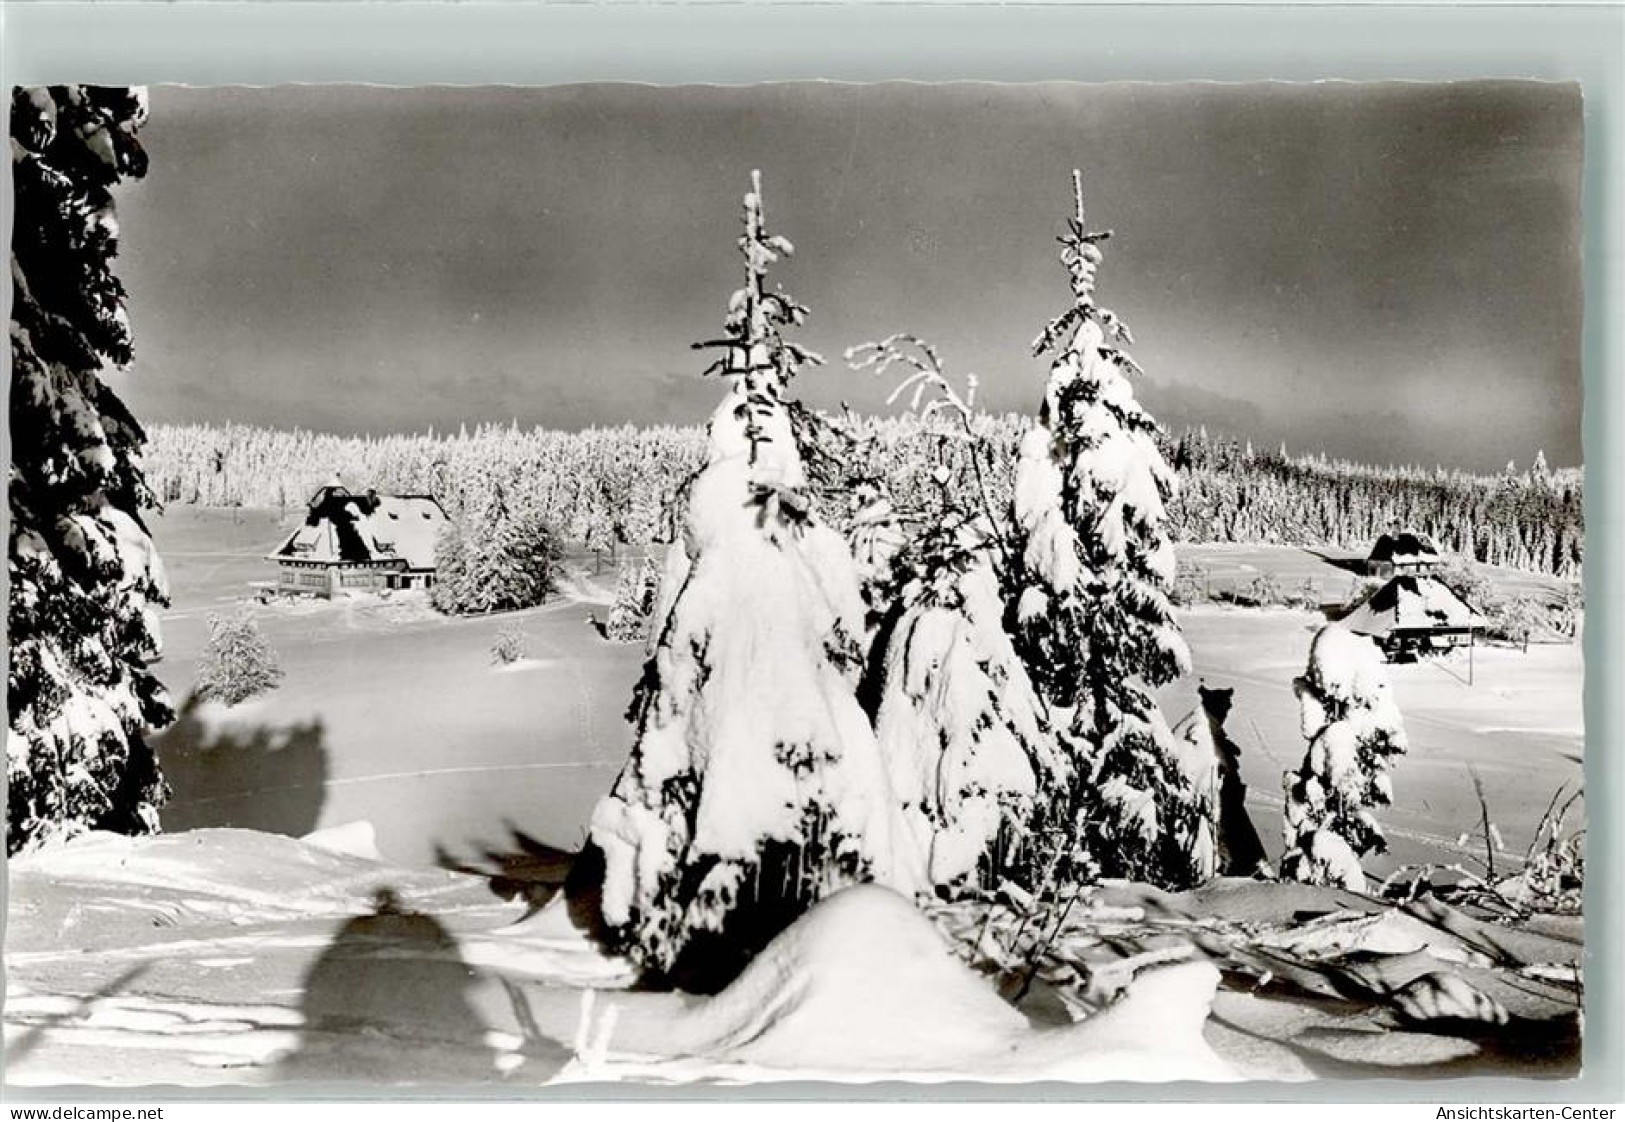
xmin=147 ymin=512 xmax=1584 ymax=877
xmin=148 ymin=508 xmax=645 ymax=869
xmin=4 ymin=509 xmax=1582 ymax=1088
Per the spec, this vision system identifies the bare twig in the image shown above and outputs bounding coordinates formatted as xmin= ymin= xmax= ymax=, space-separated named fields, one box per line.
xmin=1469 ymin=765 xmax=1498 ymax=879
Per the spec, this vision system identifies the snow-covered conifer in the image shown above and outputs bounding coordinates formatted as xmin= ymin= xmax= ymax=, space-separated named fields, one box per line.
xmin=588 ymin=173 xmax=922 ymax=981
xmin=430 ymin=518 xmax=471 ymax=610
xmin=1281 ymin=625 xmax=1408 ymax=891
xmin=870 ymin=512 xmax=1067 ymax=893
xmin=1531 ymin=449 xmax=1551 ymax=486
xmin=846 ymin=334 xmax=1066 ymax=894
xmin=603 ymin=556 xmax=661 ymax=644
xmin=8 ymin=86 xmax=172 ymax=853
xmin=1008 ymin=171 xmax=1202 ymax=887
xmin=431 ymin=482 xmax=564 ymax=615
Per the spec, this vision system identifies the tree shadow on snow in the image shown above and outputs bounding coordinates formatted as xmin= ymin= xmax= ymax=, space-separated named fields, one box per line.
xmin=5 ymin=962 xmax=153 ymax=1066
xmin=433 ymin=823 xmax=580 ymax=920
xmin=1212 ymin=1003 xmax=1580 ymax=1080
xmin=155 ymin=692 xmax=330 ymax=838
xmin=275 ymin=886 xmax=571 ymax=1085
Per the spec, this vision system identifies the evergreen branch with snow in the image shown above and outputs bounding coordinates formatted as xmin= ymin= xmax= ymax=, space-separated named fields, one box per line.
xmin=844 ymin=333 xmax=1012 ymax=582
xmin=8 ymin=86 xmax=172 ymax=853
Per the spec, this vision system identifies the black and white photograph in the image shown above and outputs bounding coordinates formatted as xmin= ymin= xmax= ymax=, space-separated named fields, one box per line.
xmin=5 ymin=79 xmax=1588 ymax=1087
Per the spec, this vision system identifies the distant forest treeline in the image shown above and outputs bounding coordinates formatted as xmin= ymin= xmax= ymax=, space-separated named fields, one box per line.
xmin=143 ymin=419 xmax=1584 ymax=579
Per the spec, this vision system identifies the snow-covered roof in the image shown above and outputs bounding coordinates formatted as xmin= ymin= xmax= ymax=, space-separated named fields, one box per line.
xmin=268 ymin=486 xmax=448 ymax=570
xmin=1342 ymin=575 xmax=1483 ymax=638
xmin=1367 ymin=531 xmax=1443 ymax=567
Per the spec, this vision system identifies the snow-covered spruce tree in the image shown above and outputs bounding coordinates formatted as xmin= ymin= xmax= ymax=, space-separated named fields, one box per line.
xmin=1008 ymin=171 xmax=1205 ymax=887
xmin=8 ymin=86 xmax=172 ymax=854
xmin=1280 ymin=624 xmax=1408 ymax=891
xmin=472 ymin=490 xmax=565 ymax=612
xmin=588 ymin=172 xmax=923 ymax=984
xmin=194 ymin=609 xmax=285 ymax=707
xmin=847 ymin=335 xmax=1067 ymax=895
xmin=430 ymin=516 xmax=472 ymax=611
xmin=603 ymin=556 xmax=661 ymax=644
xmin=431 ymin=482 xmax=564 ymax=615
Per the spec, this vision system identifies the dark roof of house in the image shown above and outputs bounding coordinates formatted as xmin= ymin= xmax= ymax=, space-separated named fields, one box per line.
xmin=1367 ymin=531 xmax=1444 ymax=565
xmin=268 ymin=485 xmax=448 ymax=570
xmin=1343 ymin=574 xmax=1484 ymax=637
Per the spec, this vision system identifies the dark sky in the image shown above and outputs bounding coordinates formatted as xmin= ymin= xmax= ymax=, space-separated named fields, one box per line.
xmin=109 ymin=81 xmax=1584 ymax=471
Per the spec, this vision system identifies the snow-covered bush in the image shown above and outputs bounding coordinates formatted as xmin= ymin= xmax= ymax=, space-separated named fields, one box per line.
xmin=1246 ymin=573 xmax=1284 ymax=608
xmin=603 ymin=557 xmax=661 ymax=644
xmin=491 ymin=625 xmax=527 ymax=666
xmin=1288 ymin=577 xmax=1321 ymax=610
xmin=194 ymin=609 xmax=285 ymax=707
xmin=588 ymin=173 xmax=923 ymax=983
xmin=1484 ymin=594 xmax=1546 ymax=651
xmin=8 ymin=86 xmax=173 ymax=853
xmin=431 ymin=486 xmax=565 ymax=615
xmin=1171 ymin=561 xmax=1211 ymax=607
xmin=1007 ymin=171 xmax=1204 ymax=888
xmin=1281 ymin=624 xmax=1408 ymax=890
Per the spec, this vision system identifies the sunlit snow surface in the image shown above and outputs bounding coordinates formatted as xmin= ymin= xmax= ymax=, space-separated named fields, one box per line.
xmin=5 ymin=829 xmax=1580 ymax=1087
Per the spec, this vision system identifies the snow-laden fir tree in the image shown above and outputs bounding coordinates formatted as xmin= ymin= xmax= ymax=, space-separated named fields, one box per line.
xmin=588 ymin=172 xmax=923 ymax=983
xmin=1008 ymin=171 xmax=1204 ymax=887
xmin=430 ymin=517 xmax=472 ymax=610
xmin=603 ymin=556 xmax=661 ymax=644
xmin=194 ymin=609 xmax=285 ymax=707
xmin=845 ymin=334 xmax=1067 ymax=894
xmin=8 ymin=86 xmax=172 ymax=854
xmin=1280 ymin=624 xmax=1408 ymax=891
xmin=430 ymin=480 xmax=564 ymax=615
xmin=871 ymin=512 xmax=1069 ymax=893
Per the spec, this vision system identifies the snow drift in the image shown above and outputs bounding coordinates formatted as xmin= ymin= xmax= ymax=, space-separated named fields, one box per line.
xmin=557 ymin=883 xmax=1239 ymax=1083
